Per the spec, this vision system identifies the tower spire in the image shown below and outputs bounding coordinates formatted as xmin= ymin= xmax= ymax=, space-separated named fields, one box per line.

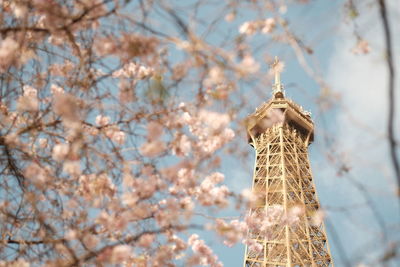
xmin=244 ymin=65 xmax=334 ymax=266
xmin=272 ymin=56 xmax=284 ymax=98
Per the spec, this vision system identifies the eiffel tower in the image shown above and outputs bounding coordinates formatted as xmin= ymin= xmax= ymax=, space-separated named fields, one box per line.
xmin=243 ymin=58 xmax=333 ymax=267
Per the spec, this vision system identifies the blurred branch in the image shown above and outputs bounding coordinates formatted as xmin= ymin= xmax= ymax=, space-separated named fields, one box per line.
xmin=3 ymin=238 xmax=63 ymax=245
xmin=377 ymin=0 xmax=400 ymax=198
xmin=66 ymin=224 xmax=203 ymax=266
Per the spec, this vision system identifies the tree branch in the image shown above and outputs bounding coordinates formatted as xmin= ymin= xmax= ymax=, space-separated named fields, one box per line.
xmin=377 ymin=0 xmax=400 ymax=197
xmin=65 ymin=224 xmax=203 ymax=266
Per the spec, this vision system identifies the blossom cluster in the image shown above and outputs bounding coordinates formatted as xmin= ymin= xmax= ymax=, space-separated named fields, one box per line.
xmin=239 ymin=18 xmax=276 ymax=35
xmin=112 ymin=62 xmax=154 ymax=80
xmin=181 ymin=109 xmax=235 ymax=156
xmin=188 ymin=234 xmax=223 ymax=267
xmin=0 ymin=0 xmax=341 ymax=266
xmin=196 ymin=172 xmax=230 ymax=207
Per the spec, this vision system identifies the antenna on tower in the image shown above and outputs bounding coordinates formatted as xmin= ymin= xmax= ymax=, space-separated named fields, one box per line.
xmin=272 ymin=56 xmax=284 ymax=98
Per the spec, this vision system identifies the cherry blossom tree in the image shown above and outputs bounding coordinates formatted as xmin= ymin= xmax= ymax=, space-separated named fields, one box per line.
xmin=0 ymin=0 xmax=398 ymax=266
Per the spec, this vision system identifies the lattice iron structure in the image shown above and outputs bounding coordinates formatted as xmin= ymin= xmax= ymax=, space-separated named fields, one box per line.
xmin=243 ymin=58 xmax=333 ymax=267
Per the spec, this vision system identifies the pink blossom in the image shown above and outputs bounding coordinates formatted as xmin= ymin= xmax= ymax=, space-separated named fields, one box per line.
xmin=140 ymin=140 xmax=166 ymax=157
xmin=261 ymin=18 xmax=276 ymax=34
xmin=52 ymin=93 xmax=79 ymax=122
xmin=83 ymin=125 xmax=99 ymax=136
xmin=238 ymin=55 xmax=260 ymax=75
xmin=54 ymin=243 xmax=68 ymax=255
xmin=1 ymin=259 xmax=30 ymax=267
xmin=96 ymin=210 xmax=129 ymax=232
xmin=80 ymin=173 xmax=115 ymax=199
xmin=95 ymin=115 xmax=110 ymax=126
xmin=93 ymin=37 xmax=116 ymax=56
xmin=138 ymin=234 xmax=155 ymax=247
xmin=112 ymin=130 xmax=126 ymax=144
xmin=0 ymin=2 xmax=346 ymax=266
xmin=311 ymin=210 xmax=326 ymax=226
xmin=181 ymin=112 xmax=192 ymax=123
xmin=178 ymin=102 xmax=186 ymax=109
xmin=104 ymin=126 xmax=126 ymax=145
xmin=279 ymin=4 xmax=288 ymax=14
xmin=24 ymin=163 xmax=48 ymax=188
xmin=120 ymin=34 xmax=159 ymax=59
xmin=225 ymin=13 xmax=235 ymax=22
xmin=4 ymin=133 xmax=19 ymax=147
xmin=245 ymin=239 xmax=263 ymax=254
xmin=352 ymin=39 xmax=370 ymax=54
xmin=82 ymin=234 xmax=99 ymax=250
xmin=137 ymin=65 xmax=154 ymax=79
xmin=147 ymin=121 xmax=163 ymax=141
xmin=122 ymin=192 xmax=138 ymax=206
xmin=172 ymin=134 xmax=191 ymax=156
xmin=0 ymin=37 xmax=19 ymax=69
xmin=205 ymin=172 xmax=224 ymax=185
xmin=258 ymin=109 xmax=285 ymax=130
xmin=169 ymin=234 xmax=187 ymax=252
xmin=244 ymin=205 xmax=285 ymax=235
xmin=172 ymin=62 xmax=188 ymax=80
xmin=118 ymin=81 xmax=136 ymax=103
xmin=50 ymin=84 xmax=64 ymax=95
xmin=38 ymin=138 xmax=48 ymax=149
xmin=112 ymin=62 xmax=137 ymax=78
xmin=286 ymin=205 xmax=304 ymax=224
xmin=239 ymin=19 xmax=275 ymax=36
xmin=204 ymin=66 xmax=225 ymax=87
xmin=188 ymin=234 xmax=223 ymax=267
xmin=239 ymin=21 xmax=257 ymax=35
xmin=198 ymin=128 xmax=234 ymax=155
xmin=263 ymin=205 xmax=284 ymax=229
xmin=56 ymin=61 xmax=74 ymax=75
xmin=155 ymin=198 xmax=185 ymax=227
xmin=197 ymin=173 xmax=229 ymax=207
xmin=215 ymin=219 xmax=247 ymax=247
xmin=52 ymin=143 xmax=69 ymax=161
xmin=64 ymin=230 xmax=77 ymax=241
xmin=17 ymin=85 xmax=39 ymax=112
xmin=133 ymin=177 xmax=157 ymax=199
xmin=112 ymin=69 xmax=125 ymax=79
xmin=224 ymin=128 xmax=235 ymax=139
xmin=63 ymin=160 xmax=81 ymax=176
xmin=11 ymin=3 xmax=27 ymax=19
xmin=48 ymin=34 xmax=64 ymax=46
xmin=17 ymin=97 xmax=38 ymax=112
xmin=188 ymin=234 xmax=199 ymax=246
xmin=198 ymin=110 xmax=230 ymax=134
xmin=241 ymin=188 xmax=257 ymax=206
xmin=23 ymin=85 xmax=38 ymax=98
xmin=180 ymin=196 xmax=194 ymax=212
